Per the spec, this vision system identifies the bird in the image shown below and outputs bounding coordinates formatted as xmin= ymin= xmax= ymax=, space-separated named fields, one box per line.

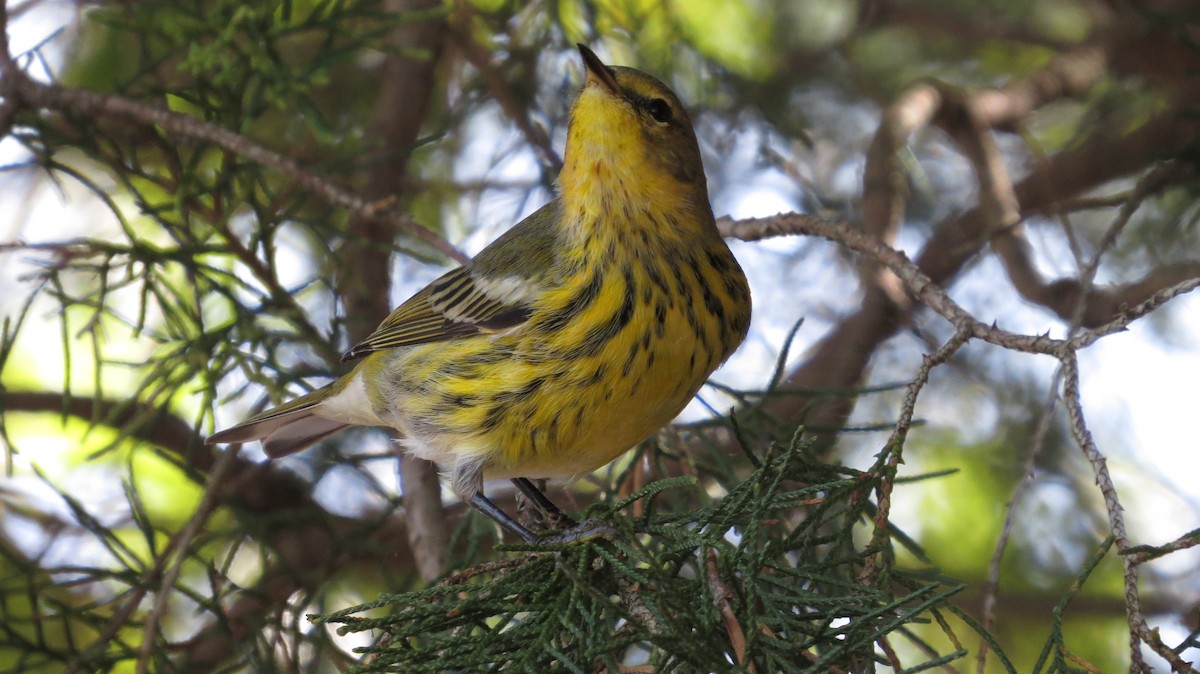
xmin=206 ymin=44 xmax=752 ymax=543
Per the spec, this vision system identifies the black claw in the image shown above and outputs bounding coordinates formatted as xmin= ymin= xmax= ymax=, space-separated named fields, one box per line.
xmin=467 ymin=482 xmax=612 ymax=546
xmin=511 ymin=478 xmax=575 ymax=529
xmin=535 ymin=518 xmax=619 ymax=546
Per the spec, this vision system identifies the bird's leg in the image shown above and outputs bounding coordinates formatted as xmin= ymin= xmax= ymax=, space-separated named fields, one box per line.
xmin=452 ymin=462 xmax=581 ymax=542
xmin=509 ymin=479 xmax=618 ymax=545
xmin=511 ymin=477 xmax=575 ymax=529
xmin=467 ymin=492 xmax=538 ymax=543
xmin=454 ymin=458 xmax=537 ymax=543
xmin=468 ymin=491 xmax=613 ymax=545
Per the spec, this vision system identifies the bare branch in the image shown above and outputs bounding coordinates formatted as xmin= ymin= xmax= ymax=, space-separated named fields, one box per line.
xmin=861 ymin=329 xmax=971 ymax=586
xmin=969 ymin=45 xmax=1108 ymax=128
xmin=333 ymin=0 xmax=452 ymax=581
xmin=721 ymin=212 xmax=1200 ymax=356
xmin=450 ymin=27 xmax=563 ymax=174
xmin=136 ymin=445 xmax=239 ymax=674
xmin=978 ymin=367 xmax=1063 ymax=673
xmin=859 ymin=82 xmax=941 ymax=308
xmin=716 ymin=96 xmax=1200 ymax=449
xmin=934 ymin=85 xmax=1021 ymax=232
xmin=1059 ymin=352 xmax=1147 ymax=672
xmin=1124 ymin=528 xmax=1200 ymax=566
xmin=991 ymin=162 xmax=1198 ymax=327
xmin=706 ymin=548 xmax=755 ymax=674
xmin=0 ymin=391 xmax=201 ymax=460
xmin=862 ymin=83 xmax=941 ymax=241
xmin=400 ymin=452 xmax=450 ymax=580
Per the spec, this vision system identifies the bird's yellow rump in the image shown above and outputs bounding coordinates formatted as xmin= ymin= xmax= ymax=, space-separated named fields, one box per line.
xmin=207 ymin=45 xmax=752 ymax=541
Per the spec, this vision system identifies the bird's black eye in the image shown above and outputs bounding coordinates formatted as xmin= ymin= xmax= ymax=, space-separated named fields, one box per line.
xmin=645 ymin=98 xmax=672 ymax=123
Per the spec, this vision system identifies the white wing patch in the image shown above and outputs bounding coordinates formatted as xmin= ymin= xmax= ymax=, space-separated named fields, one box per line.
xmin=473 ymin=274 xmax=541 ymax=303
xmin=438 ymin=274 xmax=540 ymax=323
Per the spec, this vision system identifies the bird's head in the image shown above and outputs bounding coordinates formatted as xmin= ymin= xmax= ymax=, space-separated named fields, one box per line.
xmin=560 ymin=45 xmax=708 ymax=206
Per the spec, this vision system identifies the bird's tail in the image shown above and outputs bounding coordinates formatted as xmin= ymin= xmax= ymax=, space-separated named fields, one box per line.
xmin=205 ymin=386 xmax=350 ymax=458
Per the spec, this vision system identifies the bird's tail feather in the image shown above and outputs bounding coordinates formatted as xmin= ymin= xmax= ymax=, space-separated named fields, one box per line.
xmin=206 ymin=387 xmax=350 ymax=457
xmin=261 ymin=415 xmax=349 ymax=458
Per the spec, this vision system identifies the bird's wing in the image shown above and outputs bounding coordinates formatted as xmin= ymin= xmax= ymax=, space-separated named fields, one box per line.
xmin=341 ymin=265 xmax=537 ymax=361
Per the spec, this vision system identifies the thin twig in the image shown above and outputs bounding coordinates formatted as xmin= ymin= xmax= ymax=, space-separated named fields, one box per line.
xmin=1123 ymin=528 xmax=1200 ymax=565
xmin=875 ymin=636 xmax=903 ymax=671
xmin=706 ymin=548 xmax=756 ymax=674
xmin=977 ymin=366 xmax=1063 ymax=674
xmin=859 ymin=82 xmax=941 ymax=308
xmin=137 ymin=444 xmax=239 ymax=674
xmin=719 ymin=212 xmax=1200 ymax=357
xmin=449 ymin=28 xmax=563 ymax=173
xmin=1059 ymin=352 xmax=1147 ymax=672
xmin=861 ymin=329 xmax=970 ymax=585
xmin=65 ymin=582 xmax=152 ymax=674
xmin=1083 ymin=161 xmax=1193 ymax=282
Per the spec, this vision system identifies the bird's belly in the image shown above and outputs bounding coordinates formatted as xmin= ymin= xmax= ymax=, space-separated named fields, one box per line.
xmin=366 ymin=298 xmax=720 ymax=480
xmin=493 ymin=340 xmax=708 ymax=479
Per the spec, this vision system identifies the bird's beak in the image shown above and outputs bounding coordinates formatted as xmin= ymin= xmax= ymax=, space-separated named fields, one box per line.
xmin=578 ymin=44 xmax=621 ymax=97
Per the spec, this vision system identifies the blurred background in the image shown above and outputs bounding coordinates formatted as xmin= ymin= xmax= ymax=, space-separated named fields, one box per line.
xmin=2 ymin=0 xmax=1199 ymax=671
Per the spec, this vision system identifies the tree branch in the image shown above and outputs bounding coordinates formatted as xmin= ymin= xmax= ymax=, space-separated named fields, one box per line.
xmin=334 ymin=0 xmax=451 ymax=582
xmin=723 ymin=95 xmax=1200 ymax=452
xmin=0 ymin=391 xmax=202 ymax=464
xmin=859 ymin=82 xmax=941 ymax=308
xmin=721 ymin=212 xmax=1200 ymax=356
xmin=1058 ymin=352 xmax=1150 ymax=672
xmin=0 ymin=390 xmax=414 ymax=666
xmin=449 ymin=26 xmax=563 ymax=173
xmin=991 ymin=162 xmax=1198 ymax=326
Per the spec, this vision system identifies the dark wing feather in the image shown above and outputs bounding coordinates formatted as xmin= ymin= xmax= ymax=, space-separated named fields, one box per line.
xmin=341 ymin=266 xmax=534 ymax=361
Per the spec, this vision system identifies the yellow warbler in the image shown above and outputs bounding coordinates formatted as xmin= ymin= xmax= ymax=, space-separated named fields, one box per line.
xmin=207 ymin=45 xmax=752 ymax=542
